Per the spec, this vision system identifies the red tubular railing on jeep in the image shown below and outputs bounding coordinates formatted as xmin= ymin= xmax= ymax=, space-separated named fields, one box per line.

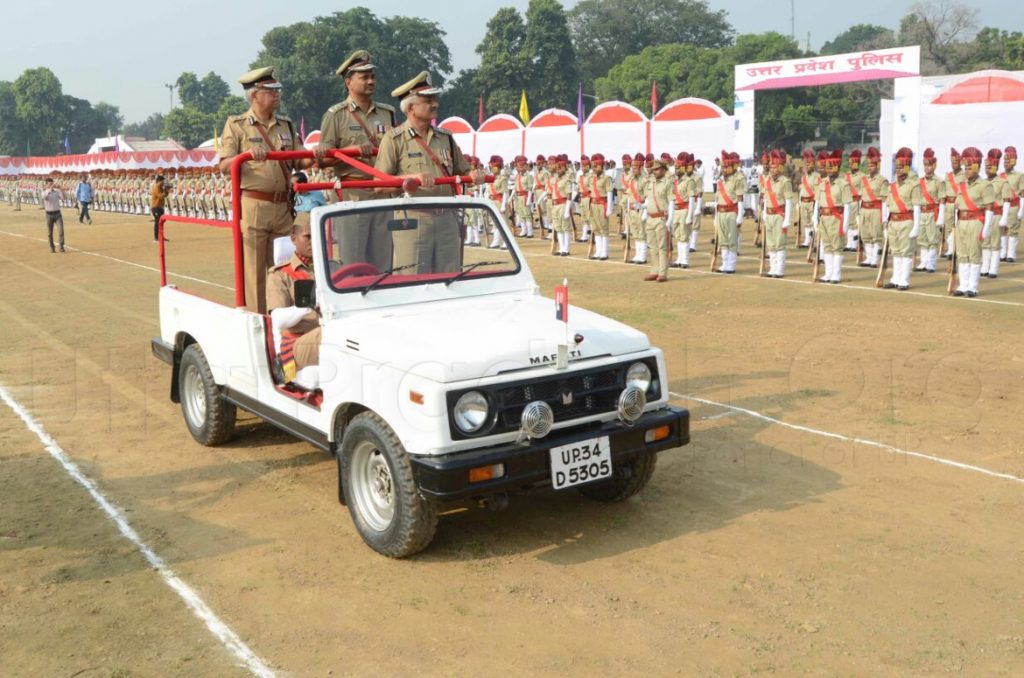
xmin=158 ymin=148 xmax=493 ymax=309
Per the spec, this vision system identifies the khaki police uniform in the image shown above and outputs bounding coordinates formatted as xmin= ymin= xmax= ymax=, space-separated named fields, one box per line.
xmin=885 ymin=172 xmax=922 ymax=258
xmin=815 ymin=176 xmax=853 ymax=256
xmin=763 ymin=173 xmax=794 ymax=254
xmin=374 ymin=121 xmax=471 ymax=273
xmin=643 ymin=171 xmax=673 ymax=279
xmin=220 ymin=104 xmax=302 ymax=313
xmin=859 ymin=171 xmax=889 ymax=252
xmin=917 ymin=172 xmax=946 ymax=268
xmin=798 ymin=168 xmax=819 ymax=239
xmin=1001 ymin=168 xmax=1022 ymax=257
xmin=714 ymin=170 xmax=746 ymax=271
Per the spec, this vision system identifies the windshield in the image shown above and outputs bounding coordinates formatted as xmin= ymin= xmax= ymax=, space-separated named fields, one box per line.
xmin=320 ymin=201 xmax=521 ymax=294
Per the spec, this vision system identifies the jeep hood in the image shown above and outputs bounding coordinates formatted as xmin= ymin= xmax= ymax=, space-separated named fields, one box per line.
xmin=335 ymin=294 xmax=650 ymax=382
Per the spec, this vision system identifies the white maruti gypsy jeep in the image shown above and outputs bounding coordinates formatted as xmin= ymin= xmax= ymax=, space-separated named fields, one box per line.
xmin=153 ymin=191 xmax=689 ymax=557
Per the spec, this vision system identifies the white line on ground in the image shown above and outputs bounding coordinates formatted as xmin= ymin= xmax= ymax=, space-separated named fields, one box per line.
xmin=0 ymin=384 xmax=277 ymax=678
xmin=671 ymin=390 xmax=1024 ymax=485
xmin=518 ymin=241 xmax=1024 ymax=308
xmin=0 ymin=229 xmax=233 ymax=291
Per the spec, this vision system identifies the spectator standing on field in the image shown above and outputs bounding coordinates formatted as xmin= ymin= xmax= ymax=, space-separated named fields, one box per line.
xmin=42 ymin=177 xmax=65 ymax=253
xmin=75 ymin=173 xmax=94 ymax=224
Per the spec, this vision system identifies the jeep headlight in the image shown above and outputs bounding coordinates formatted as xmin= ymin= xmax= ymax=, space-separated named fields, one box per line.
xmin=453 ymin=391 xmax=489 ymax=434
xmin=626 ymin=362 xmax=652 ymax=393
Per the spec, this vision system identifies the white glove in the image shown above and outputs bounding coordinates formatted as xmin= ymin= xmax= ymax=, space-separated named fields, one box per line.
xmin=937 ymin=203 xmax=945 ymax=225
xmin=909 ymin=205 xmax=921 ymax=239
xmin=271 ymin=305 xmax=309 ymax=330
xmin=686 ymin=197 xmax=696 ymax=225
xmin=1017 ymin=201 xmax=1024 ymax=220
xmin=1000 ymin=202 xmax=1010 ymax=227
xmin=812 ymin=200 xmax=820 ymax=228
xmin=605 ymin=195 xmax=613 ymax=217
xmin=695 ymin=197 xmax=703 ymax=220
xmin=641 ymin=208 xmax=649 ymax=223
xmin=882 ymin=203 xmax=890 ymax=222
xmin=982 ymin=210 xmax=993 ymax=240
xmin=842 ymin=204 xmax=851 ymax=235
xmin=783 ymin=198 xmax=792 ymax=230
xmin=563 ymin=202 xmax=571 ymax=219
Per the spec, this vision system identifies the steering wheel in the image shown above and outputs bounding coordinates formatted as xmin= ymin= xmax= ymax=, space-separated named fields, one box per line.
xmin=330 ymin=262 xmax=381 ymax=285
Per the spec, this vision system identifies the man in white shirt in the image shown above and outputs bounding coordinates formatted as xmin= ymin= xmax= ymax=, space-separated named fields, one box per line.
xmin=41 ymin=177 xmax=66 ymax=253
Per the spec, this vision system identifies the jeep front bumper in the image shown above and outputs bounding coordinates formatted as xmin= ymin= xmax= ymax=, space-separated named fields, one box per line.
xmin=410 ymin=406 xmax=689 ymax=501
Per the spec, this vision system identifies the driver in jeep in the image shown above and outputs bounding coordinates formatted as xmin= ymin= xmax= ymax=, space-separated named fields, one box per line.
xmin=267 ymin=220 xmax=320 ymax=382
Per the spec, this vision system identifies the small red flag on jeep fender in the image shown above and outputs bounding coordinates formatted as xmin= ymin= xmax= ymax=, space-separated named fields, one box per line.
xmin=555 ymin=280 xmax=568 ymax=322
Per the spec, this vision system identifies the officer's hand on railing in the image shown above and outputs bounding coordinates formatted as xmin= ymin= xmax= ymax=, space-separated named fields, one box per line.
xmin=358 ymin=142 xmax=375 ymax=158
xmin=251 ymin=146 xmax=268 ymax=162
xmin=471 ymin=168 xmax=486 ymax=185
xmin=419 ymin=174 xmax=435 ymax=189
xmin=313 ymin=145 xmax=327 ymax=161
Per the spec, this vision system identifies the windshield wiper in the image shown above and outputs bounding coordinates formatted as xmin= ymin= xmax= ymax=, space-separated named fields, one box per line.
xmin=444 ymin=260 xmax=505 ymax=286
xmin=361 ymin=263 xmax=418 ymax=296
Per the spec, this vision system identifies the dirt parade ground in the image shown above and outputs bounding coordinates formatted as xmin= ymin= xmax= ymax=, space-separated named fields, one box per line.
xmin=1 ymin=203 xmax=1023 ymax=677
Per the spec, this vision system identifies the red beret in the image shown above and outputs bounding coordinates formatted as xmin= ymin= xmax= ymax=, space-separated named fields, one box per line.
xmin=802 ymin=149 xmax=814 ymax=160
xmin=817 ymin=150 xmax=829 ymax=162
xmin=895 ymin=147 xmax=914 ymax=164
xmin=591 ymin=153 xmax=605 ymax=163
xmin=866 ymin=147 xmax=881 ymax=160
xmin=632 ymin=152 xmax=644 ymax=163
xmin=645 ymin=153 xmax=655 ymax=162
xmin=675 ymin=152 xmax=688 ymax=163
xmin=987 ymin=148 xmax=1002 ymax=163
xmin=826 ymin=149 xmax=843 ymax=166
xmin=660 ymin=152 xmax=672 ymax=162
xmin=761 ymin=150 xmax=770 ymax=162
xmin=961 ymin=147 xmax=982 ymax=162
xmin=923 ymin=148 xmax=936 ymax=161
xmin=849 ymin=149 xmax=862 ymax=161
xmin=950 ymin=148 xmax=961 ymax=159
xmin=580 ymin=154 xmax=590 ymax=162
xmin=536 ymin=154 xmax=546 ymax=162
xmin=514 ymin=155 xmax=527 ymax=163
xmin=769 ymin=149 xmax=786 ymax=165
xmin=1005 ymin=146 xmax=1017 ymax=158
xmin=621 ymin=153 xmax=631 ymax=161
xmin=489 ymin=155 xmax=503 ymax=166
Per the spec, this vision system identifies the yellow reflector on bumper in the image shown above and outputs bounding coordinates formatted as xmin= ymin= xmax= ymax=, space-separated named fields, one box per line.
xmin=469 ymin=464 xmax=505 ymax=483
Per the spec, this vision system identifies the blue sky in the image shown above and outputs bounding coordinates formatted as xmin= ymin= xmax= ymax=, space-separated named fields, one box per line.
xmin=2 ymin=1 xmax=1019 ymax=123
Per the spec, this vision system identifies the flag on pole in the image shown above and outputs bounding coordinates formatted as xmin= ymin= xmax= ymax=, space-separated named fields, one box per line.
xmin=478 ymin=93 xmax=485 ymax=126
xmin=63 ymin=134 xmax=70 ymax=154
xmin=651 ymin=81 xmax=658 ymax=116
xmin=518 ymin=90 xmax=530 ymax=125
xmin=576 ymin=83 xmax=585 ymax=131
xmin=300 ymin=117 xmax=306 ymax=144
xmin=114 ymin=134 xmax=120 ymax=153
xmin=554 ymin=279 xmax=568 ymax=322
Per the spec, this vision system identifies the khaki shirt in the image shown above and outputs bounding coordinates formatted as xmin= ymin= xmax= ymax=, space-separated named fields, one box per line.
xmin=512 ymin=170 xmax=534 ymax=196
xmin=799 ymin=171 xmax=820 ymax=200
xmin=488 ymin=169 xmax=509 ymax=201
xmin=589 ymin=172 xmax=612 ymax=202
xmin=220 ymin=107 xmax=301 ymax=193
xmin=266 ymin=254 xmax=319 ymax=335
xmin=374 ymin=121 xmax=470 ymax=198
xmin=319 ymin=97 xmax=396 ymax=179
xmin=623 ymin=171 xmax=646 ymax=208
xmin=918 ymin=174 xmax=946 ymax=212
xmin=945 ymin=170 xmax=966 ymax=203
xmin=887 ymin=174 xmax=922 ymax=214
xmin=815 ymin=176 xmax=853 ymax=210
xmin=764 ymin=174 xmax=794 ymax=210
xmin=988 ymin=174 xmax=1012 ymax=207
xmin=1001 ymin=170 xmax=1023 ymax=206
xmin=861 ymin=173 xmax=889 ymax=204
xmin=644 ymin=175 xmax=673 ymax=217
xmin=845 ymin=171 xmax=866 ymax=201
xmin=955 ymin=177 xmax=995 ymax=219
xmin=716 ymin=171 xmax=747 ymax=205
xmin=551 ymin=171 xmax=573 ymax=205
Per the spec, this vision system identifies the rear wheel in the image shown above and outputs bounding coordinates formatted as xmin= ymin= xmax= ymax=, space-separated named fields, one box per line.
xmin=179 ymin=344 xmax=236 ymax=446
xmin=339 ymin=412 xmax=437 ymax=558
xmin=577 ymin=451 xmax=657 ymax=502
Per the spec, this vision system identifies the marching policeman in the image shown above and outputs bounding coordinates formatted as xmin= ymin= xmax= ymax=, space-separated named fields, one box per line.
xmin=713 ymin=151 xmax=746 ymax=273
xmin=952 ymin=147 xmax=995 ymax=297
xmin=916 ymin=148 xmax=946 ymax=273
xmin=882 ymin=147 xmax=922 ymax=290
xmin=762 ymin=150 xmax=795 ymax=278
xmin=588 ymin=154 xmax=613 ymax=260
xmin=813 ymin=150 xmax=853 ymax=283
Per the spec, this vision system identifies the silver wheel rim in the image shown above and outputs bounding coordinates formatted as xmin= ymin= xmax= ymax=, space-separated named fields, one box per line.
xmin=350 ymin=440 xmax=395 ymax=532
xmin=182 ymin=363 xmax=207 ymax=429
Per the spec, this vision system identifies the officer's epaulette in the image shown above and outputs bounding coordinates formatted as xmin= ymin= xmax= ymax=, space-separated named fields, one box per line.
xmin=230 ymin=115 xmax=248 ymax=123
xmin=433 ymin=125 xmax=452 ymax=137
xmin=375 ymin=101 xmax=395 ymax=112
xmin=392 ymin=127 xmax=406 ymax=138
xmin=327 ymin=102 xmax=345 ymax=114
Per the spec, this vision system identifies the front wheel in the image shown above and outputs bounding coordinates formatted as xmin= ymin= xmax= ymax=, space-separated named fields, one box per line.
xmin=577 ymin=451 xmax=657 ymax=502
xmin=179 ymin=344 xmax=236 ymax=446
xmin=339 ymin=412 xmax=437 ymax=558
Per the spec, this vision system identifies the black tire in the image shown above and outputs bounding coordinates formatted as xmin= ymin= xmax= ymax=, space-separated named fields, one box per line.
xmin=577 ymin=451 xmax=657 ymax=502
xmin=178 ymin=344 xmax=236 ymax=446
xmin=339 ymin=412 xmax=438 ymax=558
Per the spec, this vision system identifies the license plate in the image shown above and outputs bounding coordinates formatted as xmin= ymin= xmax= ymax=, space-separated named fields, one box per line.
xmin=549 ymin=436 xmax=612 ymax=490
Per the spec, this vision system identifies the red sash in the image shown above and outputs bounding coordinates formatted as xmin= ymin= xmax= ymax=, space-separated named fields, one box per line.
xmin=283 ymin=264 xmax=312 ymax=281
xmin=946 ymin=172 xmax=959 ymax=196
xmin=823 ymin=180 xmax=844 ymax=235
xmin=919 ymin=177 xmax=939 ymax=216
xmin=846 ymin=173 xmax=861 ymax=200
xmin=765 ymin=177 xmax=781 ymax=211
xmin=801 ymin=174 xmax=815 ymax=198
xmin=627 ymin=177 xmax=642 ymax=204
xmin=717 ymin=179 xmax=737 ymax=208
xmin=672 ymin=179 xmax=686 ymax=208
xmin=591 ymin=176 xmax=606 ymax=203
xmin=552 ymin=176 xmax=565 ymax=203
xmin=861 ymin=175 xmax=879 ymax=203
xmin=959 ymin=182 xmax=981 ymax=212
xmin=890 ymin=181 xmax=910 ymax=214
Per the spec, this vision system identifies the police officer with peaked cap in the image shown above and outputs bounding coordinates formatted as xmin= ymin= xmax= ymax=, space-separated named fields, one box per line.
xmin=219 ymin=66 xmax=312 ymax=313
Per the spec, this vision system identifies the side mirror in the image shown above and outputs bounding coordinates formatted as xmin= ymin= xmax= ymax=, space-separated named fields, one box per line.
xmin=294 ymin=279 xmax=316 ymax=308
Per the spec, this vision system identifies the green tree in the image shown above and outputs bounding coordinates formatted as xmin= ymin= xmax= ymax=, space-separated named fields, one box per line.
xmin=523 ymin=0 xmax=579 ymax=112
xmin=163 ymin=107 xmax=216 ymax=149
xmin=569 ymin=0 xmax=733 ymax=85
xmin=441 ymin=69 xmax=482 ymax=124
xmin=251 ymin=8 xmax=452 ymax=129
xmin=964 ymin=27 xmax=1024 ymax=70
xmin=12 ymin=67 xmax=66 ymax=155
xmin=820 ymin=24 xmax=896 ymax=55
xmin=0 ymin=81 xmax=23 ymax=156
xmin=124 ymin=112 xmax=167 ymax=140
xmin=473 ymin=7 xmax=529 ymax=118
xmin=898 ymin=0 xmax=978 ymax=74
